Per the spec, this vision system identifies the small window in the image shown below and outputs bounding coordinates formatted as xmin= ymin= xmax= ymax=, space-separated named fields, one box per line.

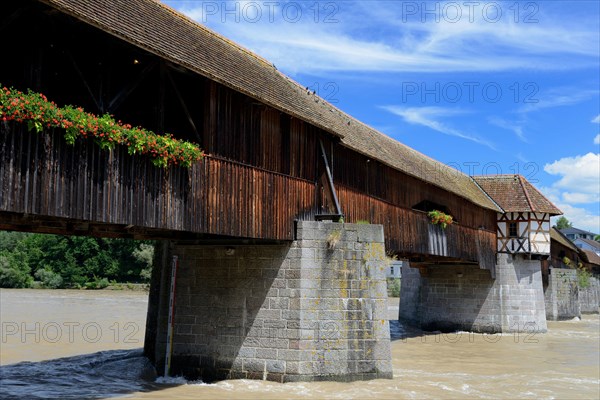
xmin=508 ymin=222 xmax=518 ymax=238
xmin=390 ymin=266 xmax=394 ymax=274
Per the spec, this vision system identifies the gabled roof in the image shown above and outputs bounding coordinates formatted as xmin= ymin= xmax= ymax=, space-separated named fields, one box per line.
xmin=472 ymin=175 xmax=562 ymax=215
xmin=575 ymin=238 xmax=600 ymax=251
xmin=581 ymin=249 xmax=600 ymax=266
xmin=559 ymin=227 xmax=597 ymax=236
xmin=550 ymin=228 xmax=580 ymax=252
xmin=39 ymin=0 xmax=500 ymax=211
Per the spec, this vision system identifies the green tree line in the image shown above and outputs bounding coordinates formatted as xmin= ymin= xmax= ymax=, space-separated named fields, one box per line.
xmin=0 ymin=231 xmax=154 ymax=289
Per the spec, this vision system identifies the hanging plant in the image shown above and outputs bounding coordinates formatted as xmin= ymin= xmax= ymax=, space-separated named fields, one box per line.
xmin=0 ymin=85 xmax=204 ymax=168
xmin=427 ymin=210 xmax=453 ymax=229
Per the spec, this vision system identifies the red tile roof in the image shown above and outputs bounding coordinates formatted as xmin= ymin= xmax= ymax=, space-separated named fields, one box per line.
xmin=472 ymin=175 xmax=562 ymax=215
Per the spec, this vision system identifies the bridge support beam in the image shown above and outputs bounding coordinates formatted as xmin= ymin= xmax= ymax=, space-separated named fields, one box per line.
xmin=145 ymin=221 xmax=392 ymax=382
xmin=399 ymin=253 xmax=547 ymax=333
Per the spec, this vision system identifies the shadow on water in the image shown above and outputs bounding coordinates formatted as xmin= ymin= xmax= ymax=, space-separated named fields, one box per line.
xmin=0 ymin=349 xmax=178 ymax=399
xmin=389 ymin=320 xmax=437 ymax=341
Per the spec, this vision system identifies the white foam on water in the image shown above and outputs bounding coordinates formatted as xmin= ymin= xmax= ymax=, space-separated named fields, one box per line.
xmin=155 ymin=375 xmax=203 ymax=385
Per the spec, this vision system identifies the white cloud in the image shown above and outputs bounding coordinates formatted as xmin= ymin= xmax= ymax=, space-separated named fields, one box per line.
xmin=541 ymin=187 xmax=599 ymax=233
xmin=518 ymin=89 xmax=598 ymax=114
xmin=594 ymin=134 xmax=600 ymax=145
xmin=553 ymin=204 xmax=599 ymax=234
xmin=592 ymin=115 xmax=600 ymax=123
xmin=488 ymin=116 xmax=527 ymax=142
xmin=544 ymin=152 xmax=600 ymax=205
xmin=382 ymin=106 xmax=496 ymax=149
xmin=164 ymin=1 xmax=600 ymax=75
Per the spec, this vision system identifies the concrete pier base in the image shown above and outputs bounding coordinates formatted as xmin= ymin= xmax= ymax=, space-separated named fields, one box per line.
xmin=399 ymin=253 xmax=547 ymax=333
xmin=144 ymin=221 xmax=392 ymax=382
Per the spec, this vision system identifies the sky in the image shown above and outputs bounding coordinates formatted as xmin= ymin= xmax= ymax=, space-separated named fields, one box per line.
xmin=163 ymin=0 xmax=600 ymax=233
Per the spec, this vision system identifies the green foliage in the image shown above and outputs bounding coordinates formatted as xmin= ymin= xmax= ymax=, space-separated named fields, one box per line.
xmin=355 ymin=220 xmax=371 ymax=224
xmin=577 ymin=268 xmax=592 ymax=289
xmin=133 ymin=243 xmax=155 ymax=282
xmin=555 ymin=216 xmax=572 ymax=230
xmin=0 ymin=85 xmax=204 ymax=168
xmin=594 ymin=234 xmax=600 ymax=242
xmin=34 ymin=268 xmax=63 ymax=289
xmin=0 ymin=231 xmax=155 ymax=289
xmin=0 ymin=251 xmax=33 ymax=288
xmin=427 ymin=210 xmax=453 ymax=229
xmin=387 ymin=278 xmax=401 ymax=297
xmin=85 ymin=277 xmax=110 ymax=290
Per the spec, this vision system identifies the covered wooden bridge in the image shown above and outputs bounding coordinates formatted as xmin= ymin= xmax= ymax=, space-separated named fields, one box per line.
xmin=1 ymin=0 xmax=498 ymax=269
xmin=0 ymin=0 xmax=551 ymax=383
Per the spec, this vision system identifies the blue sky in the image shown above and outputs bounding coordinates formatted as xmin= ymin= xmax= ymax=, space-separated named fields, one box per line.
xmin=164 ymin=0 xmax=600 ymax=233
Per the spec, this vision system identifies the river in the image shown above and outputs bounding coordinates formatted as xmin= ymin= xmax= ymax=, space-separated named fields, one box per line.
xmin=1 ymin=289 xmax=598 ymax=399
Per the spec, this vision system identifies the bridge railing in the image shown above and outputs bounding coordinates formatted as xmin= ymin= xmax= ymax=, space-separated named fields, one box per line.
xmin=0 ymin=123 xmax=317 ymax=240
xmin=337 ymin=185 xmax=497 ymax=269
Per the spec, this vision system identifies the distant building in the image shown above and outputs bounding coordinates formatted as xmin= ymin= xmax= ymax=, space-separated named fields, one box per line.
xmin=387 ymin=260 xmax=402 ymax=279
xmin=573 ymin=238 xmax=600 ymax=256
xmin=559 ymin=227 xmax=597 ymax=241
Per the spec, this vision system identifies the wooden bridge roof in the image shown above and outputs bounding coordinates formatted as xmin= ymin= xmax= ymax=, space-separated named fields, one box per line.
xmin=473 ymin=175 xmax=562 ymax=215
xmin=40 ymin=0 xmax=499 ymax=211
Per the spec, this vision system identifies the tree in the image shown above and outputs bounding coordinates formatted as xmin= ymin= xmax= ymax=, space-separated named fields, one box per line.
xmin=555 ymin=216 xmax=572 ymax=230
xmin=0 ymin=231 xmax=154 ymax=288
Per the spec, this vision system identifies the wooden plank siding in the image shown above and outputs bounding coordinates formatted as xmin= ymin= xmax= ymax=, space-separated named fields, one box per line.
xmin=1 ymin=121 xmax=496 ymax=266
xmin=332 ymin=146 xmax=497 ymax=231
xmin=0 ymin=123 xmax=316 ymax=240
xmin=336 ymin=185 xmax=496 ymax=269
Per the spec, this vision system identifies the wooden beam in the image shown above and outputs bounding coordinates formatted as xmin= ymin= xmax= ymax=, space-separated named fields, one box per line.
xmin=107 ymin=60 xmax=157 ymax=112
xmin=318 ymin=138 xmax=342 ymax=218
xmin=0 ymin=8 xmax=26 ymax=32
xmin=65 ymin=48 xmax=102 ymax=111
xmin=165 ymin=66 xmax=201 ymax=141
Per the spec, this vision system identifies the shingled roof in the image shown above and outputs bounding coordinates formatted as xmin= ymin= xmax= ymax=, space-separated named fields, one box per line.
xmin=40 ymin=0 xmax=500 ymax=210
xmin=550 ymin=228 xmax=579 ymax=252
xmin=472 ymin=175 xmax=562 ymax=215
xmin=581 ymin=249 xmax=600 ymax=266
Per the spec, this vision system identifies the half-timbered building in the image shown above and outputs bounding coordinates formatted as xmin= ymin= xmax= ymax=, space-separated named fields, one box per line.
xmin=473 ymin=175 xmax=562 ymax=256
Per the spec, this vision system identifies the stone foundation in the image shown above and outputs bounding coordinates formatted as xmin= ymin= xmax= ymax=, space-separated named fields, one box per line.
xmin=579 ymin=275 xmax=600 ymax=314
xmin=145 ymin=221 xmax=392 ymax=382
xmin=399 ymin=253 xmax=547 ymax=333
xmin=544 ymin=267 xmax=581 ymax=320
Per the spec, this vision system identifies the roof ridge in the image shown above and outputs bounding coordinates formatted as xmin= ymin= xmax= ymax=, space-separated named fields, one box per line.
xmin=517 ymin=175 xmax=536 ymax=212
xmin=470 ymin=176 xmax=504 ymax=213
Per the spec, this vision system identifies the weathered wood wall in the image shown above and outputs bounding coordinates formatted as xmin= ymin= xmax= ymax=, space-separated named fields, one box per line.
xmin=337 ymin=185 xmax=496 ymax=269
xmin=333 ymin=146 xmax=497 ymax=230
xmin=0 ymin=124 xmax=316 ymax=240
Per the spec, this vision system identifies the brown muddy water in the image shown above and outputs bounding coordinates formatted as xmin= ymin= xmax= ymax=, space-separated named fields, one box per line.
xmin=0 ymin=289 xmax=598 ymax=399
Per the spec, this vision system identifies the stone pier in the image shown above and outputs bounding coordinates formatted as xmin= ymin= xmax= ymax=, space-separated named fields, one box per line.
xmin=544 ymin=267 xmax=581 ymax=321
xmin=399 ymin=253 xmax=547 ymax=333
xmin=144 ymin=221 xmax=392 ymax=382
